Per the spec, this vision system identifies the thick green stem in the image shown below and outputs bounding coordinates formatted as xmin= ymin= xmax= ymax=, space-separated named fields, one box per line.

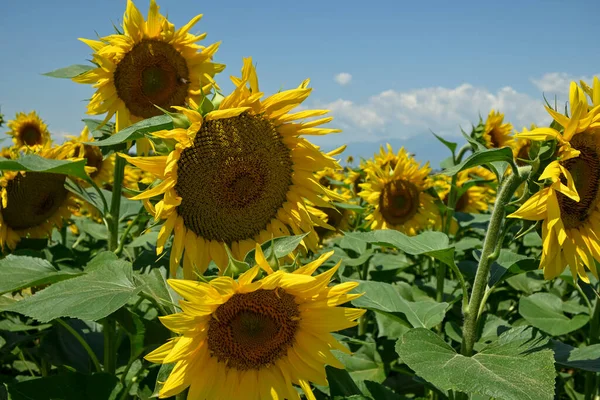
xmin=114 ymin=206 xmax=144 ymax=257
xmin=102 ymin=318 xmax=117 ymax=374
xmin=108 ymin=155 xmax=126 ymax=251
xmin=584 ymin=295 xmax=600 ymax=400
xmin=55 ymin=319 xmax=102 ymax=373
xmin=455 ymin=144 xmax=471 ymax=164
xmin=461 ymin=169 xmax=527 ymax=356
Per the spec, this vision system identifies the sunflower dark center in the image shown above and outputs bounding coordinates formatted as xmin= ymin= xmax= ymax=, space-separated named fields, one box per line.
xmin=516 ymin=143 xmax=531 ymax=166
xmin=207 ymin=288 xmax=300 ymax=371
xmin=174 ymin=112 xmax=293 ymax=243
xmin=113 ymin=39 xmax=190 ymax=119
xmin=557 ymin=134 xmax=600 ymax=229
xmin=20 ymin=124 xmax=42 ymax=146
xmin=379 ymin=179 xmax=420 ymax=225
xmin=1 ymin=172 xmax=68 ymax=231
xmin=489 ymin=128 xmax=502 ymax=148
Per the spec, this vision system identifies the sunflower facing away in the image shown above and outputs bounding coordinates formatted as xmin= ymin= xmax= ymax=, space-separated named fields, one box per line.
xmin=0 ymin=145 xmax=79 ymax=250
xmin=434 ymin=166 xmax=496 ymax=214
xmin=73 ymin=0 xmax=225 ymax=155
xmin=6 ymin=111 xmax=51 ymax=148
xmin=313 ymin=165 xmax=356 ymax=238
xmin=60 ymin=126 xmax=115 ymax=186
xmin=482 ymin=110 xmax=514 ymax=149
xmin=125 ymin=58 xmax=342 ymax=278
xmin=509 ymin=82 xmax=600 ymax=282
xmin=359 ymin=147 xmax=441 ymax=235
xmin=145 ymin=245 xmax=365 ymax=399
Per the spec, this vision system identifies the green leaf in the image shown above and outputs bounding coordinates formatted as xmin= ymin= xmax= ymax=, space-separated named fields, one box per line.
xmin=432 ymin=132 xmax=457 ymax=155
xmin=6 ymin=260 xmax=143 ymax=322
xmin=87 ymin=115 xmax=173 ymax=147
xmin=552 ymin=340 xmax=600 ymax=372
xmin=243 ymin=233 xmax=308 ymax=266
xmin=395 ymin=327 xmax=556 ymax=400
xmin=441 ymin=147 xmax=514 ymax=177
xmin=65 ymin=178 xmax=107 ymax=214
xmin=350 ymin=280 xmax=448 ymax=329
xmin=151 ymin=363 xmax=175 ymax=398
xmin=343 ymin=230 xmax=456 ymax=268
xmin=0 ymin=255 xmax=82 ymax=295
xmin=488 ymin=249 xmax=536 ymax=286
xmin=333 ymin=342 xmax=386 ymax=393
xmin=0 ymin=154 xmax=89 ymax=181
xmin=136 ymin=268 xmax=177 ymax=314
xmin=519 ymin=293 xmax=589 ymax=336
xmin=6 ymin=372 xmax=118 ymax=400
xmin=364 ymin=381 xmax=403 ymax=400
xmin=326 ymin=366 xmax=364 ymax=398
xmin=42 ymin=64 xmax=94 ymax=79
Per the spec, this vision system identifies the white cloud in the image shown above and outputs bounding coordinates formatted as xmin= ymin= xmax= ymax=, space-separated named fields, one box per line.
xmin=531 ymin=72 xmax=599 ymax=102
xmin=334 ymin=72 xmax=352 ymax=86
xmin=310 ymin=82 xmax=551 ymax=146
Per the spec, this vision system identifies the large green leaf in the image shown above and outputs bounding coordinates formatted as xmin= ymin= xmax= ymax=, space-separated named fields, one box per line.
xmin=395 ymin=327 xmax=556 ymax=400
xmin=42 ymin=64 xmax=95 ymax=79
xmin=519 ymin=293 xmax=589 ymax=336
xmin=0 ymin=255 xmax=82 ymax=295
xmin=552 ymin=340 xmax=600 ymax=372
xmin=6 ymin=372 xmax=118 ymax=400
xmin=488 ymin=249 xmax=537 ymax=286
xmin=326 ymin=366 xmax=364 ymax=398
xmin=87 ymin=115 xmax=173 ymax=147
xmin=441 ymin=147 xmax=514 ymax=177
xmin=6 ymin=260 xmax=142 ymax=322
xmin=343 ymin=230 xmax=456 ymax=268
xmin=136 ymin=268 xmax=177 ymax=314
xmin=0 ymin=154 xmax=89 ymax=181
xmin=351 ymin=280 xmax=448 ymax=329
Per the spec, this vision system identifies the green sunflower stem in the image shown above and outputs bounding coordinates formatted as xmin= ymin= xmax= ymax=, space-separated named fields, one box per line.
xmin=102 ymin=317 xmax=117 ymax=374
xmin=460 ymin=167 xmax=528 ymax=357
xmin=108 ymin=155 xmax=127 ymax=252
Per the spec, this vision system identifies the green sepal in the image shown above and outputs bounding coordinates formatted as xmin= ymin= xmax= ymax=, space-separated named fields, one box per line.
xmin=222 ymin=244 xmax=251 ymax=277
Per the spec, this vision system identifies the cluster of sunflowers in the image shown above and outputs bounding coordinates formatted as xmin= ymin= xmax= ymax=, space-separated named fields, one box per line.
xmin=2 ymin=0 xmax=600 ymax=399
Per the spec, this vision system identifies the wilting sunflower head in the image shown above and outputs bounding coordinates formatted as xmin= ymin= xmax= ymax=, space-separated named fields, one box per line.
xmin=359 ymin=147 xmax=441 ymax=235
xmin=125 ymin=57 xmax=343 ymax=278
xmin=482 ymin=110 xmax=514 ymax=149
xmin=509 ymin=82 xmax=600 ymax=282
xmin=0 ymin=144 xmax=79 ymax=250
xmin=6 ymin=111 xmax=51 ymax=149
xmin=60 ymin=127 xmax=115 ymax=186
xmin=73 ymin=0 xmax=225 ymax=147
xmin=145 ymin=246 xmax=364 ymax=399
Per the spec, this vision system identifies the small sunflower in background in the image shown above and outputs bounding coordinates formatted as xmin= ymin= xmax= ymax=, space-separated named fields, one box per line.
xmin=73 ymin=0 xmax=225 ymax=155
xmin=509 ymin=82 xmax=600 ymax=282
xmin=434 ymin=166 xmax=496 ymax=214
xmin=145 ymin=245 xmax=365 ymax=400
xmin=512 ymin=124 xmax=536 ymax=166
xmin=0 ymin=145 xmax=80 ymax=250
xmin=60 ymin=126 xmax=115 ymax=186
xmin=359 ymin=146 xmax=441 ymax=235
xmin=482 ymin=110 xmax=514 ymax=149
xmin=313 ymin=163 xmax=356 ymax=239
xmin=125 ymin=58 xmax=342 ymax=278
xmin=6 ymin=111 xmax=51 ymax=149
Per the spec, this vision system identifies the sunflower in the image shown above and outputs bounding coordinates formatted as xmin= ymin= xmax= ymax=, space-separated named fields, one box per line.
xmin=145 ymin=245 xmax=364 ymax=399
xmin=60 ymin=126 xmax=115 ymax=186
xmin=434 ymin=167 xmax=496 ymax=214
xmin=512 ymin=124 xmax=536 ymax=166
xmin=313 ymin=166 xmax=356 ymax=237
xmin=359 ymin=147 xmax=441 ymax=235
xmin=0 ymin=145 xmax=79 ymax=250
xmin=482 ymin=110 xmax=514 ymax=149
xmin=73 ymin=0 xmax=225 ymax=155
xmin=6 ymin=111 xmax=51 ymax=148
xmin=124 ymin=58 xmax=342 ymax=278
xmin=509 ymin=82 xmax=600 ymax=282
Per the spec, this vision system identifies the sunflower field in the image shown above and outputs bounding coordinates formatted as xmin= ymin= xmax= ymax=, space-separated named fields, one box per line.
xmin=1 ymin=1 xmax=599 ymax=400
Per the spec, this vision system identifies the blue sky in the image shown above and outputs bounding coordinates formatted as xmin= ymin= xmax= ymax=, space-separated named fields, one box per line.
xmin=1 ymin=0 xmax=598 ymax=168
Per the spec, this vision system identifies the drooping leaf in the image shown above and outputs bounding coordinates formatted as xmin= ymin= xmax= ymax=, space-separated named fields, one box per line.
xmin=0 ymin=255 xmax=82 ymax=295
xmin=351 ymin=280 xmax=448 ymax=329
xmin=552 ymin=340 xmax=600 ymax=372
xmin=395 ymin=327 xmax=555 ymax=400
xmin=42 ymin=64 xmax=95 ymax=79
xmin=86 ymin=115 xmax=173 ymax=147
xmin=7 ymin=260 xmax=142 ymax=322
xmin=0 ymin=154 xmax=89 ymax=181
xmin=343 ymin=230 xmax=456 ymax=268
xmin=519 ymin=293 xmax=589 ymax=336
xmin=441 ymin=147 xmax=514 ymax=177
